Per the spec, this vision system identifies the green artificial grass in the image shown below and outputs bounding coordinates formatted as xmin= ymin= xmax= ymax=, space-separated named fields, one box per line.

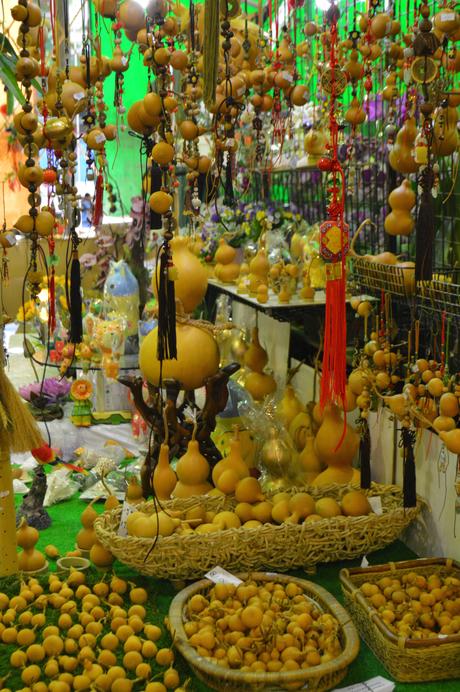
xmin=3 ymin=495 xmax=458 ymax=691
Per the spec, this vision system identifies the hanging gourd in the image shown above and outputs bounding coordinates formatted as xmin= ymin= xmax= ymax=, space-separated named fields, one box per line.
xmin=153 ymin=236 xmax=208 ymax=314
xmin=384 ymin=179 xmax=416 ymax=236
xmin=389 ymin=117 xmax=420 ymax=174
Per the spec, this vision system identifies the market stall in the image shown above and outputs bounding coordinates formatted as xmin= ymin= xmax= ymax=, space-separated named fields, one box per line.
xmin=0 ymin=0 xmax=459 ymax=690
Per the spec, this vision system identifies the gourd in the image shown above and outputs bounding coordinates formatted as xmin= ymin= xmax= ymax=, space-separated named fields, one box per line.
xmin=304 ymin=128 xmax=327 ymax=165
xmin=345 ymin=98 xmax=366 ymax=126
xmin=153 ymin=438 xmax=177 ymax=501
xmin=16 ymin=519 xmax=46 ymax=572
xmin=276 ymin=385 xmax=304 ymax=428
xmin=245 ymin=371 xmax=276 ymax=401
xmin=75 ymin=500 xmax=99 ymax=552
xmin=289 ymin=411 xmax=314 ymax=451
xmin=173 ymin=432 xmax=212 ymax=498
xmin=432 ymin=106 xmax=459 ymax=157
xmin=243 ymin=328 xmax=268 ymax=373
xmin=259 ymin=427 xmax=292 ymax=479
xmin=89 ymin=541 xmax=115 ymax=569
xmin=384 ymin=179 xmax=416 ymax=237
xmin=389 ymin=117 xmax=419 ymax=174
xmin=439 ymin=429 xmax=460 ymax=456
xmin=312 ymin=405 xmax=360 ymax=485
xmin=214 ymin=239 xmax=240 ymax=284
xmin=154 ymin=236 xmax=208 ymax=313
xmin=248 ymin=248 xmax=269 ymax=293
xmin=139 ymin=321 xmax=220 ymax=391
xmin=125 ymin=476 xmax=143 ymax=504
xmin=212 ymin=429 xmax=249 ymax=486
xmin=297 ymin=434 xmax=322 ymax=484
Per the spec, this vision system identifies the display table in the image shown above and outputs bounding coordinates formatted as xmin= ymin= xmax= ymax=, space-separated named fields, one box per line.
xmin=8 ymin=492 xmax=459 ymax=692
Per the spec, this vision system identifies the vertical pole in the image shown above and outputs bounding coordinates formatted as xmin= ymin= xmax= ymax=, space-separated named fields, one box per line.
xmin=0 ymin=447 xmax=19 ymax=576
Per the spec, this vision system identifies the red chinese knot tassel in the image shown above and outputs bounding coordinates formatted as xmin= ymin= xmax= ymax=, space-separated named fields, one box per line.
xmin=92 ymin=173 xmax=104 ymax=227
xmin=318 ymin=7 xmax=349 ymax=413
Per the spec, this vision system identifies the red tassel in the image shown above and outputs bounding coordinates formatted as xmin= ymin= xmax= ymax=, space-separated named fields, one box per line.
xmin=320 ymin=263 xmax=347 ymax=410
xmin=92 ymin=173 xmax=104 ymax=227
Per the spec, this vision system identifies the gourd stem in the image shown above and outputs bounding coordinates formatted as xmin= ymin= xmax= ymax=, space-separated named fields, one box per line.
xmin=162 ymin=407 xmax=169 ymax=446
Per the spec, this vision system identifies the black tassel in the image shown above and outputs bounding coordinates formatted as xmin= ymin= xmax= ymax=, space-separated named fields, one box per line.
xmin=223 ymin=153 xmax=234 ymax=207
xmin=156 ymin=243 xmax=177 ymax=362
xmin=150 ymin=162 xmax=163 ymax=230
xmin=359 ymin=418 xmax=371 ymax=489
xmin=415 ymin=166 xmax=435 ymax=282
xmin=69 ymin=250 xmax=83 ymax=344
xmin=401 ymin=427 xmax=417 ymax=508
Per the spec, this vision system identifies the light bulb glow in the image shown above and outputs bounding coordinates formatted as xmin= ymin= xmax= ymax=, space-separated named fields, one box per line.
xmin=316 ymin=0 xmax=331 ymax=10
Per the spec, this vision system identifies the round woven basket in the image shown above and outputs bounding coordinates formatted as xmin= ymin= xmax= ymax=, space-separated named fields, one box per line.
xmin=168 ymin=572 xmax=360 ymax=692
xmin=94 ymin=482 xmax=422 ymax=580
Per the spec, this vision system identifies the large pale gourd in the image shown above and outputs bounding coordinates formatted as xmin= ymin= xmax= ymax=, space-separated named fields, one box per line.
xmin=173 ymin=439 xmax=212 ymax=498
xmin=154 ymin=236 xmax=208 ymax=313
xmin=139 ymin=321 xmax=219 ymax=390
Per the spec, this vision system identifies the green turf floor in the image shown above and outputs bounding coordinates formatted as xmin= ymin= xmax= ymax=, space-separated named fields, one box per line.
xmin=4 ymin=495 xmax=459 ymax=691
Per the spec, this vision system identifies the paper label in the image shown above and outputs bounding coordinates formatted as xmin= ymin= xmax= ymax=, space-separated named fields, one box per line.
xmin=73 ymin=92 xmax=86 ymax=101
xmin=334 ymin=675 xmax=395 ymax=692
xmin=281 ymin=71 xmax=294 ymax=83
xmin=117 ymin=501 xmax=137 ymax=536
xmin=95 ymin=133 xmax=107 ymax=144
xmin=121 ymin=56 xmax=128 ymax=66
xmin=440 ymin=12 xmax=455 ymax=22
xmin=361 ymin=555 xmax=369 ymax=568
xmin=368 ymin=496 xmax=383 ymax=515
xmin=205 ymin=567 xmax=243 ymax=586
xmin=0 ymin=490 xmax=10 ymax=499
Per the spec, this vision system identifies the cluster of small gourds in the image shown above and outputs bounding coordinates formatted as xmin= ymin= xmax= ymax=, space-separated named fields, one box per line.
xmin=0 ymin=572 xmax=186 ymax=692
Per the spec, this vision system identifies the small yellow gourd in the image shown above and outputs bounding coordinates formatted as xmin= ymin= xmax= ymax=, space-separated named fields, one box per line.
xmin=384 ymin=179 xmax=415 ymax=237
xmin=125 ymin=477 xmax=143 ymax=504
xmin=243 ymin=327 xmax=268 ymax=373
xmin=389 ymin=117 xmax=419 ymax=174
xmin=297 ymin=434 xmax=322 ymax=483
xmin=276 ymin=384 xmax=304 ymax=428
xmin=211 ymin=428 xmax=249 ymax=486
xmin=173 ymin=432 xmax=212 ymax=498
xmin=245 ymin=371 xmax=277 ymax=401
xmin=439 ymin=429 xmax=460 ymax=455
xmin=90 ymin=541 xmax=115 ymax=568
xmin=153 ymin=439 xmax=177 ymax=501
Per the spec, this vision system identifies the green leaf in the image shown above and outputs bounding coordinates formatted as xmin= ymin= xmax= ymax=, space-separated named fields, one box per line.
xmin=0 ymin=54 xmax=24 ymax=105
xmin=0 ymin=32 xmax=19 ymax=58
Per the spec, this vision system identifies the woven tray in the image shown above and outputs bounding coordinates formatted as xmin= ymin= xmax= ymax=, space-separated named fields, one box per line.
xmin=94 ymin=482 xmax=421 ymax=580
xmin=168 ymin=572 xmax=360 ymax=692
xmin=340 ymin=557 xmax=460 ymax=682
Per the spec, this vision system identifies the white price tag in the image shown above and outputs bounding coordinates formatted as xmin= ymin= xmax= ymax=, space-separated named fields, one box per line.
xmin=334 ymin=675 xmax=395 ymax=692
xmin=117 ymin=501 xmax=137 ymax=536
xmin=368 ymin=496 xmax=383 ymax=515
xmin=361 ymin=555 xmax=369 ymax=568
xmin=205 ymin=567 xmax=243 ymax=586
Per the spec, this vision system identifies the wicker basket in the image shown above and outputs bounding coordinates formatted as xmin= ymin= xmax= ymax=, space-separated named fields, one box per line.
xmin=340 ymin=557 xmax=460 ymax=682
xmin=168 ymin=572 xmax=360 ymax=691
xmin=94 ymin=482 xmax=422 ymax=580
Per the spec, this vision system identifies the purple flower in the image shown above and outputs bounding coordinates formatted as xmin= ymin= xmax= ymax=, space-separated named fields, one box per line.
xmin=20 ymin=377 xmax=72 ymax=404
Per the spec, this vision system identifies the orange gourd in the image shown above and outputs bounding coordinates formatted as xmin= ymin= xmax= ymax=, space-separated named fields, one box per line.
xmin=16 ymin=519 xmax=46 ymax=572
xmin=313 ymin=405 xmax=360 ymax=483
xmin=243 ymin=328 xmax=268 ymax=373
xmin=432 ymin=106 xmax=459 ymax=157
xmin=173 ymin=439 xmax=212 ymax=498
xmin=345 ymin=98 xmax=366 ymax=126
xmin=153 ymin=443 xmax=177 ymax=501
xmin=76 ymin=499 xmax=98 ymax=552
xmin=214 ymin=239 xmax=240 ymax=283
xmin=384 ymin=179 xmax=416 ymax=237
xmin=388 ymin=117 xmax=419 ymax=174
xmin=245 ymin=371 xmax=277 ymax=401
xmin=439 ymin=429 xmax=460 ymax=455
xmin=125 ymin=477 xmax=143 ymax=504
